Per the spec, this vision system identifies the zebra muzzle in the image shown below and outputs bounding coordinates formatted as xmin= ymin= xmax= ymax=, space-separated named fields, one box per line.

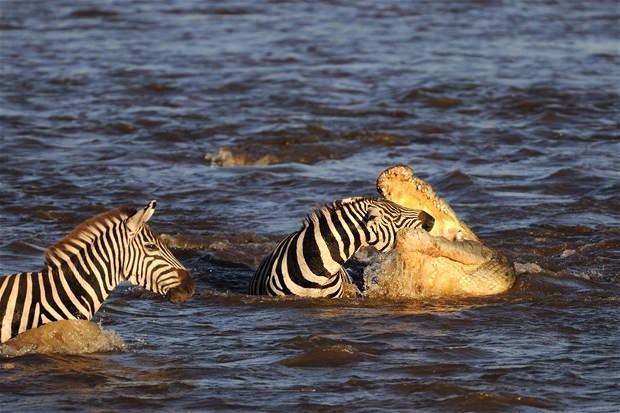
xmin=418 ymin=211 xmax=435 ymax=232
xmin=166 ymin=269 xmax=195 ymax=303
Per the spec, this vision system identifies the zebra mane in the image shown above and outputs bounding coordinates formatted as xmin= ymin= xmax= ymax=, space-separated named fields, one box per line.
xmin=43 ymin=206 xmax=136 ymax=266
xmin=302 ymin=197 xmax=370 ymax=228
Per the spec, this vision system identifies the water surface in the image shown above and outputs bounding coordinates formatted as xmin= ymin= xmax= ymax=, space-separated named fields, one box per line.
xmin=1 ymin=1 xmax=619 ymax=411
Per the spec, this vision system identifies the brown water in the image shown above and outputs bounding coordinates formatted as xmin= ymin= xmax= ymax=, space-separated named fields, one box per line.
xmin=1 ymin=1 xmax=619 ymax=411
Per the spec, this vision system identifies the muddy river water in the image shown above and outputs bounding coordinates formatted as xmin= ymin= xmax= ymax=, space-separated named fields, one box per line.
xmin=1 ymin=1 xmax=618 ymax=411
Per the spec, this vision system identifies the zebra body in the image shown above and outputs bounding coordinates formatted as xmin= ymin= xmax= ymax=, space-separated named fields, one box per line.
xmin=249 ymin=197 xmax=434 ymax=298
xmin=0 ymin=201 xmax=194 ymax=343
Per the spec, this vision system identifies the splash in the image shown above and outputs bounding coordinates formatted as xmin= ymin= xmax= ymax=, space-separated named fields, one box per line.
xmin=514 ymin=262 xmax=545 ymax=274
xmin=0 ymin=320 xmax=125 ymax=357
xmin=364 ymin=251 xmax=437 ymax=299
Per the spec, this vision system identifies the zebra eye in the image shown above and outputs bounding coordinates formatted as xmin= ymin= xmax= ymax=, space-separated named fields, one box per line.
xmin=145 ymin=243 xmax=158 ymax=252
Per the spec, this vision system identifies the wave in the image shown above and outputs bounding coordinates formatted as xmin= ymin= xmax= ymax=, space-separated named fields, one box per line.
xmin=278 ymin=335 xmax=367 ymax=367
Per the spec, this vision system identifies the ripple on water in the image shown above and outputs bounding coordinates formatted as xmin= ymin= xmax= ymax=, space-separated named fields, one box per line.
xmin=278 ymin=335 xmax=367 ymax=368
xmin=67 ymin=8 xmax=118 ymax=19
xmin=441 ymin=390 xmax=555 ymax=411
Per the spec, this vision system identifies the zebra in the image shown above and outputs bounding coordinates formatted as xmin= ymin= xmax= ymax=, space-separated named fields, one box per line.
xmin=0 ymin=200 xmax=195 ymax=343
xmin=248 ymin=197 xmax=435 ymax=298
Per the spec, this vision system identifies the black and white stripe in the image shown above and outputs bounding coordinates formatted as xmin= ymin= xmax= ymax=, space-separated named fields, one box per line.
xmin=249 ymin=197 xmax=434 ymax=298
xmin=0 ymin=200 xmax=194 ymax=343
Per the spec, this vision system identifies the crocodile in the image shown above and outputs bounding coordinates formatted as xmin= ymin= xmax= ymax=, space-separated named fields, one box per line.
xmin=367 ymin=164 xmax=516 ymax=297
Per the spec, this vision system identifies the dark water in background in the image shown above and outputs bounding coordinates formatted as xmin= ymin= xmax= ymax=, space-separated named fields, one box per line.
xmin=1 ymin=0 xmax=619 ymax=411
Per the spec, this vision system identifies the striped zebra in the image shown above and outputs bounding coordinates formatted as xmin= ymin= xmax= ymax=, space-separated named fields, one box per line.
xmin=0 ymin=200 xmax=195 ymax=343
xmin=248 ymin=197 xmax=435 ymax=298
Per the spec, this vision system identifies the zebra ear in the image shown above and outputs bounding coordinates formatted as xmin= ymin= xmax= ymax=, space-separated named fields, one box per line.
xmin=126 ymin=200 xmax=156 ymax=234
xmin=365 ymin=206 xmax=385 ymax=233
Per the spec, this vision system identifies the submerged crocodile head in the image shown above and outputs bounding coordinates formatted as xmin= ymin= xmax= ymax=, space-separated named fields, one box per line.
xmin=376 ymin=164 xmax=479 ymax=242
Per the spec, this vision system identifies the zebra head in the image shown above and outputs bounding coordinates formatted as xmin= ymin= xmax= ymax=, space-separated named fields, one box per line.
xmin=123 ymin=200 xmax=195 ymax=303
xmin=366 ymin=200 xmax=435 ymax=252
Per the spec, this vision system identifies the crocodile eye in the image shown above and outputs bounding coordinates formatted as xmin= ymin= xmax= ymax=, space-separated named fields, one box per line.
xmin=145 ymin=243 xmax=158 ymax=251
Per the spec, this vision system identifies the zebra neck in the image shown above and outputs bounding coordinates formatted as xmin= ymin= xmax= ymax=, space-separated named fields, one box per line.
xmin=338 ymin=200 xmax=372 ymax=258
xmin=42 ymin=245 xmax=125 ymax=321
xmin=304 ymin=199 xmax=371 ymax=268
